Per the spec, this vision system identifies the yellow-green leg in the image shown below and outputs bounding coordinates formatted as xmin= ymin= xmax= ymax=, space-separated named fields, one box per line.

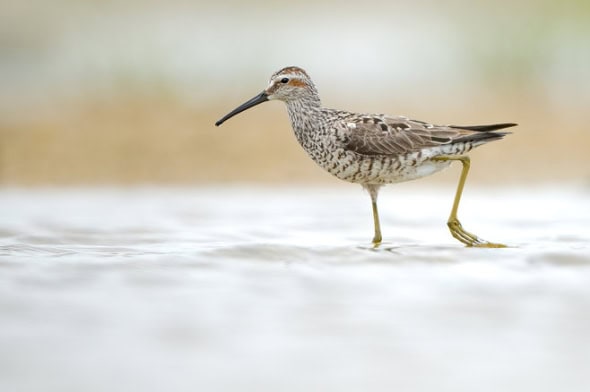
xmin=433 ymin=155 xmax=506 ymax=248
xmin=365 ymin=185 xmax=382 ymax=246
xmin=371 ymin=198 xmax=382 ymax=246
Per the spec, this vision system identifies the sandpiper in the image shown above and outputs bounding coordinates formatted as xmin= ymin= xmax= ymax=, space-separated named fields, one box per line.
xmin=215 ymin=66 xmax=516 ymax=247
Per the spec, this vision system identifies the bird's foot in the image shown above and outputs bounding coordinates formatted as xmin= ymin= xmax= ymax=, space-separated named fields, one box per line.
xmin=371 ymin=235 xmax=382 ymax=248
xmin=447 ymin=218 xmax=506 ymax=248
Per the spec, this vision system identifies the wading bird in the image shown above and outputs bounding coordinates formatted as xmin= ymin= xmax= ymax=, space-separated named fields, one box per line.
xmin=216 ymin=66 xmax=515 ymax=247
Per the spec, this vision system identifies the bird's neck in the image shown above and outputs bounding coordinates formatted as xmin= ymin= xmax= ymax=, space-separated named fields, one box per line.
xmin=285 ymin=95 xmax=324 ymax=139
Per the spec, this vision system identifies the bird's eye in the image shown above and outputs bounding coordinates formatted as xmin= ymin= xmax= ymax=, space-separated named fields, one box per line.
xmin=280 ymin=77 xmax=289 ymax=83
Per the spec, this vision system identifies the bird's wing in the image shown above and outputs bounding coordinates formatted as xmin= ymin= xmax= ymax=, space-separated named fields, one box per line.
xmin=343 ymin=115 xmax=515 ymax=156
xmin=343 ymin=115 xmax=460 ymax=156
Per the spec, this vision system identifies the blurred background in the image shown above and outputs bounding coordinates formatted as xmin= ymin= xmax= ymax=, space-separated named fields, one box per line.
xmin=1 ymin=0 xmax=589 ymax=186
xmin=2 ymin=3 xmax=590 ymax=392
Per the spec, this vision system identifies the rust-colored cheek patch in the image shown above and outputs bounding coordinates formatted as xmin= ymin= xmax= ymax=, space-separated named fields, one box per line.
xmin=289 ymin=79 xmax=307 ymax=88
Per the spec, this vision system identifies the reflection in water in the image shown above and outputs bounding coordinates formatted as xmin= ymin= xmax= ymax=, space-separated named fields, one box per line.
xmin=0 ymin=186 xmax=589 ymax=392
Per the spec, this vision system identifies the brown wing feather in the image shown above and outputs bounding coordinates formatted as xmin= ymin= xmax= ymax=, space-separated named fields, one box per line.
xmin=345 ymin=116 xmax=463 ymax=156
xmin=344 ymin=116 xmax=515 ymax=156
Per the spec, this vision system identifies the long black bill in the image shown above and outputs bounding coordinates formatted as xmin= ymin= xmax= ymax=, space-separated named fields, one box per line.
xmin=215 ymin=91 xmax=269 ymax=126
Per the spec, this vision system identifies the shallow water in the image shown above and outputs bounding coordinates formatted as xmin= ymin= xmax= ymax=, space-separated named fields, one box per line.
xmin=1 ymin=186 xmax=589 ymax=392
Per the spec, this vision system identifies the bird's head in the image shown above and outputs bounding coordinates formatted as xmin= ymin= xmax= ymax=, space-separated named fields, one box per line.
xmin=215 ymin=66 xmax=316 ymax=126
xmin=264 ymin=66 xmax=314 ymax=101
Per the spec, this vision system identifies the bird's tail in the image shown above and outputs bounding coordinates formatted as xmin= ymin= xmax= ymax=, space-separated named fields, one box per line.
xmin=450 ymin=123 xmax=517 ymax=144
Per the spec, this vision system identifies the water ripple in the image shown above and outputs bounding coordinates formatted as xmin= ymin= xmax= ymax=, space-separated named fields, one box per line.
xmin=1 ymin=187 xmax=590 ymax=392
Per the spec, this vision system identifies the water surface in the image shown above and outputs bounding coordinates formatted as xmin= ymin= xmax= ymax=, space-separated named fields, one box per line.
xmin=1 ymin=186 xmax=589 ymax=392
